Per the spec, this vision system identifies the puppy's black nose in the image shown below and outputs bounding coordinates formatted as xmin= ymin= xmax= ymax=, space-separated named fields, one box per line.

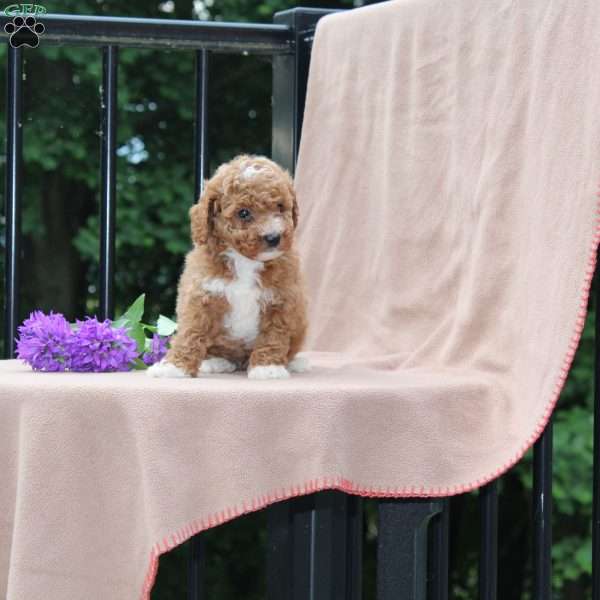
xmin=263 ymin=233 xmax=281 ymax=247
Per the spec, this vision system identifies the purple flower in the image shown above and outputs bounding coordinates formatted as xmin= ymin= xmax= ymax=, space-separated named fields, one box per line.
xmin=142 ymin=334 xmax=169 ymax=366
xmin=68 ymin=317 xmax=138 ymax=372
xmin=16 ymin=311 xmax=73 ymax=371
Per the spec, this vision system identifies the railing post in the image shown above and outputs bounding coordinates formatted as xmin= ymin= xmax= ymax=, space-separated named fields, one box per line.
xmin=3 ymin=45 xmax=23 ymax=358
xmin=272 ymin=7 xmax=332 ymax=172
xmin=270 ymin=8 xmax=358 ymax=600
xmin=377 ymin=499 xmax=444 ymax=600
xmin=266 ymin=492 xmax=363 ymax=600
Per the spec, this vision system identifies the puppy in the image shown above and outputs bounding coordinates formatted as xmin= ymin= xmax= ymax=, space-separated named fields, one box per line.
xmin=148 ymin=155 xmax=308 ymax=380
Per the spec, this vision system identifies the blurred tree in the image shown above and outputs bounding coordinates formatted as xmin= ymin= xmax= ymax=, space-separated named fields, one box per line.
xmin=0 ymin=0 xmax=358 ymax=327
xmin=0 ymin=1 xmax=595 ymax=599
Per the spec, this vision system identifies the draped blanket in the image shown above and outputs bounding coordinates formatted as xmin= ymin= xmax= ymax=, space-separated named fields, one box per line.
xmin=1 ymin=1 xmax=600 ymax=598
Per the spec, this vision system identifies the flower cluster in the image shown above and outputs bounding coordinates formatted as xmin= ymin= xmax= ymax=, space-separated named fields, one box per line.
xmin=142 ymin=334 xmax=169 ymax=366
xmin=16 ymin=311 xmax=72 ymax=372
xmin=15 ymin=306 xmax=172 ymax=373
xmin=68 ymin=317 xmax=138 ymax=372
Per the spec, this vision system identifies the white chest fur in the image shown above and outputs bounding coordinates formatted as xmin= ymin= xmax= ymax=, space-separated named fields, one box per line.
xmin=201 ymin=249 xmax=270 ymax=345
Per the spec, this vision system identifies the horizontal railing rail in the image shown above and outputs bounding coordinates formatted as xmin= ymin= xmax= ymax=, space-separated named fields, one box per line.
xmin=0 ymin=13 xmax=293 ymax=52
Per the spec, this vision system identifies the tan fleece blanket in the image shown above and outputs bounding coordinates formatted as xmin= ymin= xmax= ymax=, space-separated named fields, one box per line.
xmin=2 ymin=0 xmax=600 ymax=598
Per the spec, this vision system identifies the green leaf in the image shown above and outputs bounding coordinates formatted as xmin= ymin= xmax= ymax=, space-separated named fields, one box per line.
xmin=112 ymin=317 xmax=128 ymax=329
xmin=156 ymin=315 xmax=178 ymax=336
xmin=127 ymin=322 xmax=147 ymax=355
xmin=131 ymin=358 xmax=148 ymax=371
xmin=116 ymin=294 xmax=146 ymax=326
xmin=142 ymin=323 xmax=158 ymax=334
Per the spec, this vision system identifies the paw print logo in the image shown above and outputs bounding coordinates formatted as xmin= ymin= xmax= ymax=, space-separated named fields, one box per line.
xmin=4 ymin=15 xmax=45 ymax=48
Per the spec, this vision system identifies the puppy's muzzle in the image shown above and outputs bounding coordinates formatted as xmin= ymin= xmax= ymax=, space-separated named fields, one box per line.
xmin=263 ymin=233 xmax=281 ymax=248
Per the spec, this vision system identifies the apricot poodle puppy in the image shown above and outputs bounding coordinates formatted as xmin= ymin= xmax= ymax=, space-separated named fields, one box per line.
xmin=148 ymin=154 xmax=308 ymax=380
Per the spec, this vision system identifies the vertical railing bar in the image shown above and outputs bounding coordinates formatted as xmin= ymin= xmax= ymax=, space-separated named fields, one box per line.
xmin=308 ymin=507 xmax=317 ymax=600
xmin=429 ymin=498 xmax=449 ymax=600
xmin=347 ymin=496 xmax=364 ymax=600
xmin=592 ymin=263 xmax=599 ymax=600
xmin=187 ymin=535 xmax=205 ymax=600
xmin=291 ymin=495 xmax=313 ymax=600
xmin=99 ymin=45 xmax=118 ymax=321
xmin=478 ymin=481 xmax=498 ymax=600
xmin=268 ymin=9 xmax=298 ymax=592
xmin=532 ymin=421 xmax=553 ymax=600
xmin=3 ymin=45 xmax=23 ymax=359
xmin=194 ymin=49 xmax=209 ymax=200
xmin=266 ymin=502 xmax=293 ymax=599
xmin=187 ymin=47 xmax=209 ymax=600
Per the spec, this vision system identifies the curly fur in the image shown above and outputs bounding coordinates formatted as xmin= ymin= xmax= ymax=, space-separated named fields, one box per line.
xmin=151 ymin=155 xmax=308 ymax=379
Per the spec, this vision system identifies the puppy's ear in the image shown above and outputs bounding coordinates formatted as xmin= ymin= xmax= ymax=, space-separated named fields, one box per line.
xmin=291 ymin=188 xmax=299 ymax=229
xmin=190 ymin=188 xmax=218 ymax=245
xmin=281 ymin=171 xmax=299 ymax=229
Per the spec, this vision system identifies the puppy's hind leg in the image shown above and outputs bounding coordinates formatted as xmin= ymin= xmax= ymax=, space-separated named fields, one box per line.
xmin=198 ymin=357 xmax=238 ymax=374
xmin=286 ymin=322 xmax=309 ymax=373
xmin=287 ymin=355 xmax=311 ymax=373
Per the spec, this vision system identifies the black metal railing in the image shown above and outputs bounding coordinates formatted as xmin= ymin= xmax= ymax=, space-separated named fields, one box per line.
xmin=593 ymin=281 xmax=600 ymax=600
xmin=1 ymin=8 xmax=599 ymax=600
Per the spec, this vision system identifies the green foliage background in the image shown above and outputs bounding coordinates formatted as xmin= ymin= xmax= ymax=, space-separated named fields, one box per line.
xmin=0 ymin=1 xmax=595 ymax=598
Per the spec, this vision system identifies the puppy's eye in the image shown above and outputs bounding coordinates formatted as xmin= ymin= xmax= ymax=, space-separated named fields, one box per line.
xmin=277 ymin=203 xmax=285 ymax=213
xmin=238 ymin=208 xmax=252 ymax=221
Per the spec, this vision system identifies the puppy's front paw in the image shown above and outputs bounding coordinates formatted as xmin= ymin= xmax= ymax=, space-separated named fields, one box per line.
xmin=248 ymin=364 xmax=290 ymax=380
xmin=288 ymin=355 xmax=311 ymax=373
xmin=199 ymin=357 xmax=238 ymax=374
xmin=146 ymin=359 xmax=190 ymax=378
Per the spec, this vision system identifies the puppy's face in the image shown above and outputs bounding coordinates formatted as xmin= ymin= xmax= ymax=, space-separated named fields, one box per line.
xmin=191 ymin=157 xmax=298 ymax=262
